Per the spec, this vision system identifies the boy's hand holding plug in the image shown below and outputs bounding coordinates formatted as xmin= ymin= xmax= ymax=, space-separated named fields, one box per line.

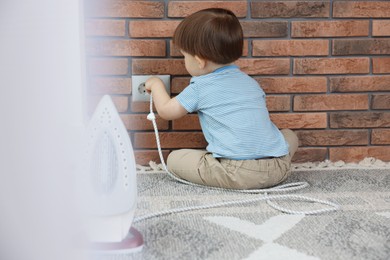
xmin=144 ymin=77 xmax=164 ymax=94
xmin=144 ymin=77 xmax=187 ymax=121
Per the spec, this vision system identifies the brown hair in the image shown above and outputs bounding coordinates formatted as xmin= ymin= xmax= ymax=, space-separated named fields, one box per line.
xmin=172 ymin=8 xmax=243 ymax=65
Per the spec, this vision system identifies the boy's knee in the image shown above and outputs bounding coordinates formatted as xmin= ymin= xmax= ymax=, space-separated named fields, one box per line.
xmin=167 ymin=149 xmax=194 ymax=172
xmin=287 ymin=129 xmax=298 ymax=143
xmin=281 ymin=129 xmax=299 ymax=156
xmin=167 ymin=150 xmax=179 ymax=169
xmin=167 ymin=149 xmax=209 ymax=171
xmin=167 ymin=149 xmax=186 ymax=165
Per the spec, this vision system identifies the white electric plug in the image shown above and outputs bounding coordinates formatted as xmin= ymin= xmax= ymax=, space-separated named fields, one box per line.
xmin=131 ymin=75 xmax=170 ymax=102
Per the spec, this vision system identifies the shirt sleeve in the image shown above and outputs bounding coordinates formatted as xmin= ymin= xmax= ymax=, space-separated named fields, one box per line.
xmin=175 ymin=82 xmax=199 ymax=113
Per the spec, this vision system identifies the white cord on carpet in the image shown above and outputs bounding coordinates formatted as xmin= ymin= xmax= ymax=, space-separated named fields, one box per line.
xmin=134 ymin=96 xmax=340 ymax=223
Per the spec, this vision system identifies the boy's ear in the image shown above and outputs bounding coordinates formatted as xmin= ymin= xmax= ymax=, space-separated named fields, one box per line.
xmin=195 ymin=55 xmax=206 ymax=69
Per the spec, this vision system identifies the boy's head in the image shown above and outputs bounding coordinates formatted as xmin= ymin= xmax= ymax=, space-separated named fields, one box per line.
xmin=173 ymin=8 xmax=243 ymax=65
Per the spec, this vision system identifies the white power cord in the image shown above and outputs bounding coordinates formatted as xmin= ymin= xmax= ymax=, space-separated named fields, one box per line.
xmin=133 ymin=95 xmax=340 ymax=223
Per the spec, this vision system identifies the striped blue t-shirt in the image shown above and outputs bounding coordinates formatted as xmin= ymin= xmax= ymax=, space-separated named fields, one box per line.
xmin=176 ymin=65 xmax=289 ymax=160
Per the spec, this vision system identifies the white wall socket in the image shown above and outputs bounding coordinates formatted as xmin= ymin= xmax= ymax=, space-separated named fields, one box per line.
xmin=131 ymin=75 xmax=170 ymax=102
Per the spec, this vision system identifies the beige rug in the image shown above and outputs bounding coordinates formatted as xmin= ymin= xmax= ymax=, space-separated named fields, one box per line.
xmin=97 ymin=160 xmax=390 ymax=260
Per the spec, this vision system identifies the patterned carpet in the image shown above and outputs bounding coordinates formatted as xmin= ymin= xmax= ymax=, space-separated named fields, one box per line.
xmin=106 ymin=167 xmax=390 ymax=260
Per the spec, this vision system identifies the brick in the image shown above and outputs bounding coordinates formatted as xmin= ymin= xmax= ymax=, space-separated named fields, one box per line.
xmin=330 ymin=76 xmax=390 ymax=92
xmin=170 ymin=41 xmax=182 ymax=57
xmin=113 ymin=96 xmax=129 ymax=113
xmin=372 ymin=94 xmax=390 ymax=110
xmin=236 ymin=59 xmax=290 ymax=75
xmin=292 ymin=148 xmax=327 ymax=163
xmin=330 ymin=112 xmax=390 ymax=128
xmin=333 ymin=1 xmax=390 ymax=18
xmin=132 ymin=59 xmax=187 ymax=75
xmin=253 ymin=40 xmax=328 ymax=57
xmin=329 ymin=147 xmax=390 ymax=163
xmin=88 ymin=95 xmax=129 ymax=113
xmin=86 ymin=39 xmax=166 ymax=57
xmin=170 ymin=40 xmax=249 ymax=57
xmin=172 ymin=115 xmax=201 ymax=130
xmin=243 ymin=40 xmax=249 ymax=57
xmin=296 ymin=130 xmax=368 ymax=146
xmin=87 ymin=58 xmax=128 ymax=76
xmin=85 ymin=0 xmax=164 ymax=18
xmin=292 ymin=20 xmax=369 ymax=37
xmin=266 ymin=96 xmax=291 ymax=112
xmin=270 ymin=113 xmax=327 ymax=129
xmin=372 ymin=58 xmax=390 ymax=74
xmin=129 ymin=21 xmax=180 ymax=38
xmin=333 ymin=39 xmax=390 ymax=55
xmin=372 ymin=129 xmax=390 ymax=145
xmin=130 ymin=102 xmax=156 ymax=113
xmin=294 ymin=58 xmax=369 ymax=75
xmin=85 ymin=19 xmax=126 ymax=36
xmin=256 ymin=77 xmax=327 ymax=93
xmin=241 ymin=21 xmax=288 ymax=38
xmin=294 ymin=94 xmax=369 ymax=111
xmin=251 ymin=1 xmax=329 ymax=18
xmin=134 ymin=132 xmax=207 ymax=149
xmin=88 ymin=77 xmax=131 ymax=95
xmin=168 ymin=1 xmax=247 ymax=18
xmin=171 ymin=77 xmax=191 ymax=94
xmin=372 ymin=20 xmax=390 ymax=36
xmin=120 ymin=114 xmax=168 ymax=131
xmin=134 ymin=150 xmax=170 ymax=165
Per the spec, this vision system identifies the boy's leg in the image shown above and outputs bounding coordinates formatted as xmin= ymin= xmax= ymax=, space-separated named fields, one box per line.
xmin=265 ymin=128 xmax=298 ymax=185
xmin=220 ymin=157 xmax=291 ymax=189
xmin=167 ymin=149 xmax=236 ymax=188
xmin=166 ymin=149 xmax=209 ymax=185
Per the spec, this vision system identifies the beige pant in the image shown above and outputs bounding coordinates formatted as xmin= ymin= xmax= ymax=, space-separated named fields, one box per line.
xmin=167 ymin=129 xmax=298 ymax=189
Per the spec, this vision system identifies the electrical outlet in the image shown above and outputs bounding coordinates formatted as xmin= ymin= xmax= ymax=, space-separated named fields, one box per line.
xmin=131 ymin=75 xmax=170 ymax=102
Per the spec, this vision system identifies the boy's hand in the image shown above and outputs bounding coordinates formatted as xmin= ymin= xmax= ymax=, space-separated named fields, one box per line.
xmin=143 ymin=76 xmax=188 ymax=120
xmin=145 ymin=77 xmax=164 ymax=94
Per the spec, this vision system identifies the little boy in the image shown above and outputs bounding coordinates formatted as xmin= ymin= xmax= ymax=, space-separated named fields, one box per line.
xmin=145 ymin=8 xmax=298 ymax=189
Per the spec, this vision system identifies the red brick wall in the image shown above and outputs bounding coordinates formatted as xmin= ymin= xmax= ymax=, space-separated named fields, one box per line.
xmin=84 ymin=0 xmax=390 ymax=164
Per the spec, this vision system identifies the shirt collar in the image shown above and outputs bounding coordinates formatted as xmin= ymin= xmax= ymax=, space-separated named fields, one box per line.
xmin=212 ymin=64 xmax=239 ymax=73
xmin=190 ymin=64 xmax=239 ymax=84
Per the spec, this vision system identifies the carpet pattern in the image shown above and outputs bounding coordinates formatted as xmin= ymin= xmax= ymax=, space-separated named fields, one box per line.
xmin=103 ymin=168 xmax=390 ymax=260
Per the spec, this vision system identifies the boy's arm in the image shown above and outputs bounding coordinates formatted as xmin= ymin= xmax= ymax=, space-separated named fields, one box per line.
xmin=145 ymin=77 xmax=188 ymax=120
